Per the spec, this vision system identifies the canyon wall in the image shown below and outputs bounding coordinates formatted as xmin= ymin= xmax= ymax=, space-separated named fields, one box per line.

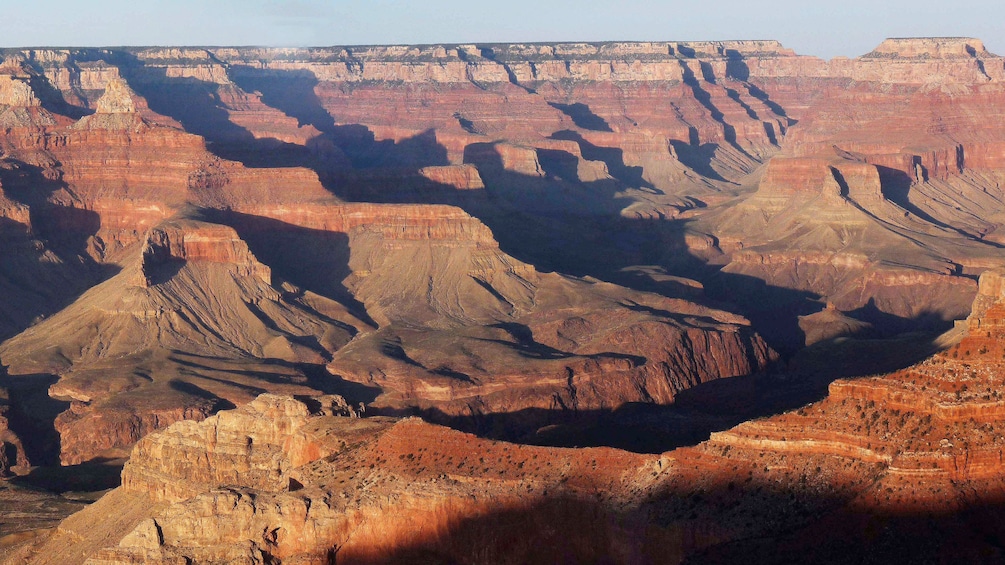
xmin=0 ymin=48 xmax=783 ymax=465
xmin=24 ymin=266 xmax=1005 ymax=565
xmin=104 ymin=39 xmax=1005 ymax=339
xmin=2 ymin=39 xmax=1005 ymax=545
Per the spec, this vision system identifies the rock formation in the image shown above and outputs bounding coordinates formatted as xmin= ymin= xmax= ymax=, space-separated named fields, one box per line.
xmin=9 ymin=394 xmax=666 ymax=564
xmin=5 ymin=40 xmax=1000 ymax=347
xmin=3 ymin=37 xmax=1005 ymax=561
xmin=0 ymin=197 xmax=773 ymax=464
xmin=0 ymin=215 xmax=366 ymax=464
xmin=15 ymin=270 xmax=1005 ymax=564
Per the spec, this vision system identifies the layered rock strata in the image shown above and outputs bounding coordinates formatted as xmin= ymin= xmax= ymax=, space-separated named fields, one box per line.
xmin=2 ymin=38 xmax=1005 ymax=515
xmin=23 ymin=275 xmax=1005 ymax=565
xmin=12 ymin=394 xmax=666 ymax=565
xmin=6 ymin=39 xmax=1004 ymax=341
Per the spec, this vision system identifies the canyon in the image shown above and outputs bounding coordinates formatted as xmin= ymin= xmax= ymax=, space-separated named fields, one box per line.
xmin=0 ymin=35 xmax=1003 ymax=562
xmin=8 ymin=267 xmax=1005 ymax=563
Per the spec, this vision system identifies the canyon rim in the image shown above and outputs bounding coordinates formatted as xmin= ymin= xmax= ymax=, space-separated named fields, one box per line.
xmin=0 ymin=35 xmax=1004 ymax=563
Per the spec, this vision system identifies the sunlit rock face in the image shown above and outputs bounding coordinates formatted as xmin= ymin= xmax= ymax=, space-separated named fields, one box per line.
xmin=23 ymin=395 xmax=667 ymax=565
xmin=6 ymin=37 xmax=1005 ymax=564
xmin=24 ymin=273 xmax=1005 ymax=565
xmin=0 ymin=41 xmax=789 ymax=473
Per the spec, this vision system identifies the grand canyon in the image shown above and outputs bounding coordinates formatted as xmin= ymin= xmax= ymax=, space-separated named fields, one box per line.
xmin=0 ymin=36 xmax=1004 ymax=563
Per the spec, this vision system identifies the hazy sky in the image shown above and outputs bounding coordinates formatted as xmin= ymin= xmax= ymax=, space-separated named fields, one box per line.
xmin=2 ymin=0 xmax=1003 ymax=59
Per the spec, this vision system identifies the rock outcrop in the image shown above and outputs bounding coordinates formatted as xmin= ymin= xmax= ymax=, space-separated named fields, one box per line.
xmin=0 ymin=72 xmax=39 ymax=109
xmin=0 ymin=196 xmax=773 ymax=464
xmin=120 ymin=394 xmax=358 ymax=501
xmin=0 ymin=215 xmax=368 ymax=464
xmin=23 ymin=276 xmax=1005 ymax=565
xmin=4 ymin=40 xmax=1000 ymax=348
xmin=13 ymin=394 xmax=666 ymax=565
xmin=637 ymin=268 xmax=1005 ymax=562
xmin=4 ymin=38 xmax=1005 ymax=562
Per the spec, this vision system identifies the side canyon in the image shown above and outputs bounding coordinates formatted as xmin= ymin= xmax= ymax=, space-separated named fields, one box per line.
xmin=0 ymin=36 xmax=1004 ymax=563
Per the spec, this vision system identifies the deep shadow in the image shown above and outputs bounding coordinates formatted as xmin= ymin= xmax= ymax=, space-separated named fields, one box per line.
xmin=483 ymin=322 xmax=611 ymax=362
xmin=536 ymin=148 xmax=580 ymax=181
xmin=325 ymin=447 xmax=1005 ymax=564
xmin=336 ymin=495 xmax=662 ymax=564
xmin=874 ymin=164 xmax=995 ymax=244
xmin=244 ymin=300 xmax=329 ymax=355
xmin=11 ymin=458 xmax=123 ymax=494
xmin=208 ymin=210 xmax=376 ymax=328
xmin=379 ymin=337 xmax=425 ymax=368
xmin=165 ymin=351 xmax=382 ymax=406
xmin=454 ymin=112 xmax=480 ymax=134
xmin=331 ymin=137 xmax=829 ymax=359
xmin=30 ymin=205 xmax=102 ymax=257
xmin=477 ymin=46 xmax=536 ymax=93
xmin=550 ymin=130 xmax=656 ymax=190
xmin=678 ymin=61 xmax=743 ymax=155
xmin=691 ymin=496 xmax=1005 ymax=564
xmin=0 ymin=374 xmax=69 ymax=467
xmin=829 ymin=165 xmax=852 ymax=198
xmin=698 ymin=270 xmax=820 ymax=355
xmin=228 ymin=65 xmax=449 ymax=170
xmin=314 ymin=375 xmax=382 ymax=406
xmin=294 ymin=363 xmax=380 ymax=404
xmin=0 ymin=229 xmax=117 ymax=337
xmin=430 ymin=367 xmax=476 ymax=384
xmin=746 ymin=83 xmax=794 ymax=124
xmin=81 ymin=51 xmax=347 ymax=186
xmin=376 ymin=400 xmax=722 ymax=454
xmin=547 ymin=102 xmax=613 ymax=132
xmin=721 ymin=50 xmax=797 ymax=128
xmin=724 ymin=86 xmax=758 ymax=120
xmin=22 ymin=58 xmax=93 ymax=120
xmin=668 ymin=138 xmax=729 ymax=182
xmin=227 ymin=67 xmax=337 ymax=135
xmin=0 ymin=236 xmax=118 ymax=341
xmin=0 ymin=161 xmax=120 ymax=341
xmin=724 ymin=50 xmax=751 ymax=81
xmin=167 ymin=379 xmax=237 ymax=411
xmin=142 ymin=257 xmax=185 ymax=286
xmin=849 ymin=298 xmax=956 ymax=336
xmin=378 ymin=327 xmax=940 ymax=454
xmin=334 ymin=126 xmax=448 ymax=170
xmin=0 ymin=157 xmax=71 ymax=205
xmin=103 ymin=53 xmax=259 ymax=147
xmin=168 ymin=353 xmax=315 ymax=389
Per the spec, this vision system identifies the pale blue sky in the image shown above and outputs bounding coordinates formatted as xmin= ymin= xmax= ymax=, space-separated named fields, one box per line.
xmin=2 ymin=0 xmax=1003 ymax=59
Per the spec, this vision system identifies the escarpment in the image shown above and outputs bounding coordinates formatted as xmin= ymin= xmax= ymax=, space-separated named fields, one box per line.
xmin=0 ymin=52 xmax=779 ymax=467
xmin=17 ymin=394 xmax=669 ymax=565
xmin=7 ymin=41 xmax=1001 ymax=330
xmin=645 ymin=268 xmax=1005 ymax=563
xmin=6 ymin=37 xmax=1005 ymax=563
xmin=24 ymin=269 xmax=1005 ymax=565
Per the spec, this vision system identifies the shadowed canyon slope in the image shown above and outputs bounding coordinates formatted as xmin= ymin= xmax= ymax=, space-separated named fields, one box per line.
xmin=0 ymin=42 xmax=789 ymax=470
xmin=1 ymin=36 xmax=1005 ymax=562
xmin=16 ymin=270 xmax=1005 ymax=563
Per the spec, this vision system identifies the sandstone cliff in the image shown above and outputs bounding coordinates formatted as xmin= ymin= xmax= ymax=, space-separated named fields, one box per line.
xmin=11 ymin=394 xmax=666 ymax=565
xmin=7 ymin=40 xmax=1000 ymax=348
xmin=643 ymin=268 xmax=1005 ymax=562
xmin=2 ymin=39 xmax=1005 ymax=562
xmin=23 ymin=274 xmax=1005 ymax=565
xmin=0 ymin=214 xmax=367 ymax=464
xmin=0 ymin=388 xmax=28 ymax=477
